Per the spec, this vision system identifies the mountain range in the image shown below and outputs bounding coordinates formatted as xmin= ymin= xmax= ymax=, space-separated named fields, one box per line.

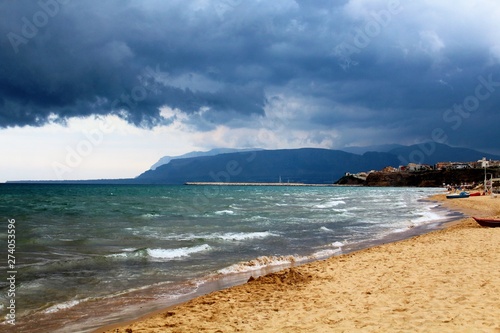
xmin=149 ymin=148 xmax=263 ymax=170
xmin=137 ymin=148 xmax=399 ymax=184
xmin=134 ymin=143 xmax=500 ymax=185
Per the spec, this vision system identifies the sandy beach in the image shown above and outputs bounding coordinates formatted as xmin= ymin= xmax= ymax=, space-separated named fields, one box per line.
xmin=97 ymin=194 xmax=500 ymax=333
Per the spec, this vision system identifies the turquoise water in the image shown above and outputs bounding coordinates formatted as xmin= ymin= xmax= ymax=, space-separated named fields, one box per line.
xmin=0 ymin=184 xmax=451 ymax=332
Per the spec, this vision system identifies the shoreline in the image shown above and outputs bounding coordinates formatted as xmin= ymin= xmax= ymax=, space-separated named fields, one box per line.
xmin=89 ymin=210 xmax=458 ymax=333
xmin=94 ymin=194 xmax=500 ymax=333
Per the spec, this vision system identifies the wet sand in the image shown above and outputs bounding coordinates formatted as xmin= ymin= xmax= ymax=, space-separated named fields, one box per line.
xmin=97 ymin=194 xmax=500 ymax=333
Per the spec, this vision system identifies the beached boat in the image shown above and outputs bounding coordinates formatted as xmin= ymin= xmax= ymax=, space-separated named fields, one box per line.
xmin=469 ymin=192 xmax=482 ymax=197
xmin=472 ymin=217 xmax=500 ymax=228
xmin=446 ymin=191 xmax=470 ymax=199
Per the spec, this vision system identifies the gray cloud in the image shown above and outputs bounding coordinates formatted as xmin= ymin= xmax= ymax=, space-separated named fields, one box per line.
xmin=1 ymin=0 xmax=499 ymax=152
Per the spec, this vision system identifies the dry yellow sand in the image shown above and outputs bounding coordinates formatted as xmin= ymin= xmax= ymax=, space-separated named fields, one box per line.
xmin=97 ymin=195 xmax=500 ymax=333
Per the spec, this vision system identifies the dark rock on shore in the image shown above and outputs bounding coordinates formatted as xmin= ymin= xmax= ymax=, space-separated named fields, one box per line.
xmin=333 ymin=175 xmax=366 ymax=186
xmin=364 ymin=168 xmax=499 ymax=187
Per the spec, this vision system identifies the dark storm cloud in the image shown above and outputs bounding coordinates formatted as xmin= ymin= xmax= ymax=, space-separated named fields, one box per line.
xmin=1 ymin=0 xmax=499 ymax=152
xmin=0 ymin=0 xmax=273 ymax=127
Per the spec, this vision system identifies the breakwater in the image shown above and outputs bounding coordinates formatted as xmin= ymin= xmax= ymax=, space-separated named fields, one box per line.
xmin=184 ymin=182 xmax=334 ymax=186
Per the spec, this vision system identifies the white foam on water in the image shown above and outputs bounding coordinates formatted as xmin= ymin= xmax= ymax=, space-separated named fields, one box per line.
xmin=410 ymin=209 xmax=444 ymax=224
xmin=147 ymin=244 xmax=212 ymax=260
xmin=245 ymin=215 xmax=267 ymax=221
xmin=217 ymin=231 xmax=277 ymax=241
xmin=41 ymin=281 xmax=177 ymax=316
xmin=106 ymin=249 xmax=153 ymax=259
xmin=214 ymin=210 xmax=234 ymax=215
xmin=298 ymin=242 xmax=345 ymax=261
xmin=18 ymin=280 xmax=44 ymax=291
xmin=310 ymin=247 xmax=342 ymax=259
xmin=140 ymin=213 xmax=162 ymax=219
xmin=157 ymin=279 xmax=205 ymax=301
xmin=108 ymin=244 xmax=212 ymax=261
xmin=44 ymin=300 xmax=82 ymax=314
xmin=320 ymin=226 xmax=333 ymax=232
xmin=121 ymin=248 xmax=137 ymax=252
xmin=218 ymin=255 xmax=306 ymax=275
xmin=108 ymin=252 xmax=128 ymax=258
xmin=143 ymin=230 xmax=277 ymax=242
xmin=314 ymin=200 xmax=346 ymax=209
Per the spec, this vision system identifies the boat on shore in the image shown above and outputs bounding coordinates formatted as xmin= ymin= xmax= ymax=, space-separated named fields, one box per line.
xmin=446 ymin=191 xmax=470 ymax=199
xmin=472 ymin=217 xmax=500 ymax=228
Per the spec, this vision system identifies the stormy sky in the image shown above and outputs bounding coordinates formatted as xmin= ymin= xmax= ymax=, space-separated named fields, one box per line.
xmin=1 ymin=0 xmax=500 ymax=181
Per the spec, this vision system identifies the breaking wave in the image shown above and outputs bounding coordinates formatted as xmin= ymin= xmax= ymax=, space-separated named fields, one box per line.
xmin=314 ymin=200 xmax=346 ymax=209
xmin=109 ymin=244 xmax=212 ymax=261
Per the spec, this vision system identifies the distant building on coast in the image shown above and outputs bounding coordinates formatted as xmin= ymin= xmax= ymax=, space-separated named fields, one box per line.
xmin=436 ymin=159 xmax=500 ymax=170
xmin=344 ymin=171 xmax=371 ymax=180
xmin=381 ymin=166 xmax=398 ymax=173
xmin=343 ymin=158 xmax=500 ymax=183
xmin=435 ymin=162 xmax=471 ymax=170
xmin=406 ymin=163 xmax=433 ymax=172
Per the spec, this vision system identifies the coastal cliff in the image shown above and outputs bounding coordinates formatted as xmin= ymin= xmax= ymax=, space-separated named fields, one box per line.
xmin=336 ymin=168 xmax=499 ymax=187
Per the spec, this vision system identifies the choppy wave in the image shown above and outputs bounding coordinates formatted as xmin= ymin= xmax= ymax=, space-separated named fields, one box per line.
xmin=140 ymin=213 xmax=162 ymax=219
xmin=320 ymin=226 xmax=333 ymax=232
xmin=310 ymin=248 xmax=342 ymax=258
xmin=109 ymin=244 xmax=212 ymax=261
xmin=132 ymin=230 xmax=277 ymax=242
xmin=218 ymin=255 xmax=306 ymax=275
xmin=306 ymin=241 xmax=344 ymax=259
xmin=244 ymin=215 xmax=267 ymax=221
xmin=147 ymin=245 xmax=211 ymax=260
xmin=214 ymin=210 xmax=235 ymax=215
xmin=44 ymin=300 xmax=82 ymax=314
xmin=216 ymin=231 xmax=277 ymax=241
xmin=314 ymin=200 xmax=346 ymax=208
xmin=409 ymin=210 xmax=444 ymax=224
xmin=218 ymin=242 xmax=347 ymax=275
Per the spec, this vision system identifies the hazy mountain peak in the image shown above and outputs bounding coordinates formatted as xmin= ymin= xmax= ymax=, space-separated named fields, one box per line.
xmin=150 ymin=148 xmax=263 ymax=170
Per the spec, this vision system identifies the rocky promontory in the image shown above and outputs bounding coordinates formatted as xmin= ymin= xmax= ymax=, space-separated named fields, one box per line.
xmin=335 ymin=168 xmax=500 ymax=187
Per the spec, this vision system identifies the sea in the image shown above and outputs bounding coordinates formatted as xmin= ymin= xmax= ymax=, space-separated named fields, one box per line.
xmin=0 ymin=184 xmax=460 ymax=332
